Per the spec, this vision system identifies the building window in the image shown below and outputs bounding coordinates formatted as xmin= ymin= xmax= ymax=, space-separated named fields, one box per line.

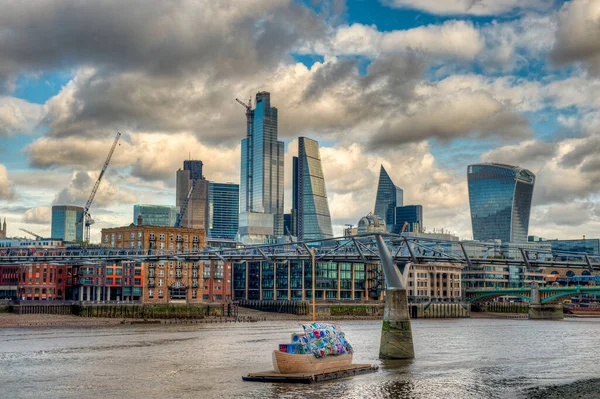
xmin=159 ymin=234 xmax=165 ymax=240
xmin=104 ymin=235 xmax=109 ymax=243
xmin=158 ymin=290 xmax=164 ymax=298
xmin=138 ymin=232 xmax=142 ymax=239
xmin=130 ymin=232 xmax=135 ymax=239
xmin=148 ymin=289 xmax=154 ymax=298
xmin=192 ymin=290 xmax=197 ymax=299
xmin=158 ymin=279 xmax=164 ymax=287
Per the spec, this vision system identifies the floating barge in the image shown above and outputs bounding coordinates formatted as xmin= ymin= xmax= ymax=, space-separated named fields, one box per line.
xmin=243 ymin=364 xmax=378 ymax=384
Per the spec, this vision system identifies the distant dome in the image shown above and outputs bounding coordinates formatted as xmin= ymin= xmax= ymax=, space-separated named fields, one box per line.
xmin=357 ymin=213 xmax=386 ymax=234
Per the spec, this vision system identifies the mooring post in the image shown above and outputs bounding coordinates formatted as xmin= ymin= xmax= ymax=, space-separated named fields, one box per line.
xmin=375 ymin=234 xmax=415 ymax=359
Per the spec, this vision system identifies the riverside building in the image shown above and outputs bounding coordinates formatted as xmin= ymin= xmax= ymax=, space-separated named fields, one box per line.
xmin=51 ymin=205 xmax=84 ymax=242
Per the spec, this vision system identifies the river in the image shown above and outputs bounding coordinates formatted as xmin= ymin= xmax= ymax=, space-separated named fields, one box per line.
xmin=1 ymin=318 xmax=600 ymax=398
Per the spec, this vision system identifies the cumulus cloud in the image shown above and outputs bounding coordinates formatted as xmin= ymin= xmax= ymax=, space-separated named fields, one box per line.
xmin=302 ymin=20 xmax=484 ymax=60
xmin=0 ymin=97 xmax=44 ymax=137
xmin=481 ymin=140 xmax=556 ymax=171
xmin=22 ymin=206 xmax=52 ymax=224
xmin=383 ymin=0 xmax=555 ymax=16
xmin=53 ymin=171 xmax=137 ymax=208
xmin=0 ymin=164 xmax=17 ymax=200
xmin=550 ymin=0 xmax=600 ymax=75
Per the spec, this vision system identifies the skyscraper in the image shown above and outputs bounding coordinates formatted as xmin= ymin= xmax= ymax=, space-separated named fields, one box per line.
xmin=394 ymin=205 xmax=423 ymax=233
xmin=51 ymin=205 xmax=84 ymax=241
xmin=239 ymin=91 xmax=284 ymax=243
xmin=294 ymin=137 xmax=333 ymax=241
xmin=208 ymin=182 xmax=239 ymax=240
xmin=176 ymin=160 xmax=209 ymax=231
xmin=133 ymin=205 xmax=178 ymax=227
xmin=374 ymin=165 xmax=403 ymax=232
xmin=0 ymin=217 xmax=6 ymax=239
xmin=467 ymin=163 xmax=535 ymax=243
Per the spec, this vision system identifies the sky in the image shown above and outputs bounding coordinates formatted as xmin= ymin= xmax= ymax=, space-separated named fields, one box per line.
xmin=0 ymin=0 xmax=599 ymax=242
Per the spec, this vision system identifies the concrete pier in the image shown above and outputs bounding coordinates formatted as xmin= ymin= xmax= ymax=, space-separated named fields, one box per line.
xmin=375 ymin=235 xmax=415 ymax=359
xmin=379 ymin=288 xmax=415 ymax=359
xmin=529 ymin=304 xmax=564 ymax=320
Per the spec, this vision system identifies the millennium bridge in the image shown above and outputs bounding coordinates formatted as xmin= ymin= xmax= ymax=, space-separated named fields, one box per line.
xmin=0 ymin=233 xmax=598 ymax=270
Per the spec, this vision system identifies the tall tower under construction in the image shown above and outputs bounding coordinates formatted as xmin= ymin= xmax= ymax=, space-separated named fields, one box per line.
xmin=238 ymin=92 xmax=284 ymax=243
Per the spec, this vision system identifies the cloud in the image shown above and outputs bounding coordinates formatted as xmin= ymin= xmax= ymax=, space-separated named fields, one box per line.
xmin=22 ymin=206 xmax=52 ymax=224
xmin=383 ymin=0 xmax=555 ymax=16
xmin=301 ymin=20 xmax=484 ymax=60
xmin=481 ymin=140 xmax=556 ymax=171
xmin=550 ymin=0 xmax=600 ymax=75
xmin=53 ymin=171 xmax=137 ymax=208
xmin=0 ymin=164 xmax=17 ymax=200
xmin=0 ymin=97 xmax=44 ymax=137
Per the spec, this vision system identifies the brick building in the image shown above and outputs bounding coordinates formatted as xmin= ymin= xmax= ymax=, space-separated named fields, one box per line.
xmin=101 ymin=222 xmax=206 ymax=304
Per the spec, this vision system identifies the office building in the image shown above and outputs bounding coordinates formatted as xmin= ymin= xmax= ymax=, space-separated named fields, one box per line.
xmin=394 ymin=205 xmax=423 ymax=233
xmin=374 ymin=165 xmax=403 ymax=232
xmin=467 ymin=163 xmax=535 ymax=243
xmin=239 ymin=91 xmax=284 ymax=243
xmin=51 ymin=205 xmax=84 ymax=242
xmin=294 ymin=137 xmax=333 ymax=241
xmin=208 ymin=182 xmax=239 ymax=240
xmin=0 ymin=217 xmax=6 ymax=239
xmin=528 ymin=236 xmax=600 ymax=257
xmin=176 ymin=160 xmax=209 ymax=231
xmin=133 ymin=205 xmax=178 ymax=227
xmin=290 ymin=156 xmax=299 ymax=237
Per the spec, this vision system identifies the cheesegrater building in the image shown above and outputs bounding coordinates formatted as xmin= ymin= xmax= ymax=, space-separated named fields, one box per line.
xmin=467 ymin=163 xmax=535 ymax=243
xmin=293 ymin=137 xmax=333 ymax=241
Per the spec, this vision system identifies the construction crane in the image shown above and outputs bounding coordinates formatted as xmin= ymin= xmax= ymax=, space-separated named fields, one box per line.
xmin=80 ymin=131 xmax=122 ymax=243
xmin=174 ymin=177 xmax=199 ymax=228
xmin=19 ymin=228 xmax=43 ymax=240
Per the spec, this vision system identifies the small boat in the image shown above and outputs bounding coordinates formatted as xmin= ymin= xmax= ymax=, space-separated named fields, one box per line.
xmin=272 ymin=322 xmax=354 ymax=374
xmin=273 ymin=350 xmax=352 ymax=374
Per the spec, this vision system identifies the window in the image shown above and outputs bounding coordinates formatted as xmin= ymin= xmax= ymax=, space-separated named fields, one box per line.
xmin=148 ymin=289 xmax=154 ymax=298
xmin=115 ymin=268 xmax=123 ymax=276
xmin=107 ymin=278 xmax=113 ymax=284
xmin=158 ymin=290 xmax=164 ymax=298
xmin=117 ymin=234 xmax=122 ymax=240
xmin=159 ymin=270 xmax=164 ymax=277
xmin=116 ymin=278 xmax=122 ymax=284
xmin=104 ymin=235 xmax=109 ymax=243
xmin=130 ymin=232 xmax=135 ymax=239
xmin=159 ymin=234 xmax=165 ymax=240
xmin=134 ymin=269 xmax=142 ymax=276
xmin=192 ymin=290 xmax=197 ymax=298
xmin=158 ymin=279 xmax=164 ymax=287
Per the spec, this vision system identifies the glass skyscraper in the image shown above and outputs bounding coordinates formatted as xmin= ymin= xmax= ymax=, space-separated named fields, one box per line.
xmin=209 ymin=182 xmax=239 ymax=240
xmin=51 ymin=205 xmax=84 ymax=241
xmin=374 ymin=165 xmax=403 ymax=232
xmin=239 ymin=92 xmax=284 ymax=243
xmin=394 ymin=205 xmax=423 ymax=233
xmin=293 ymin=137 xmax=333 ymax=241
xmin=133 ymin=205 xmax=178 ymax=227
xmin=468 ymin=163 xmax=535 ymax=243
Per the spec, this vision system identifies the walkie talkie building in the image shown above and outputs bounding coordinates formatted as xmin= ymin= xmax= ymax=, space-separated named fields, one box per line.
xmin=467 ymin=163 xmax=535 ymax=243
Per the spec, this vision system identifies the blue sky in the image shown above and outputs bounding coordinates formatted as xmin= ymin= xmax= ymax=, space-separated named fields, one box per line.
xmin=0 ymin=0 xmax=599 ymax=242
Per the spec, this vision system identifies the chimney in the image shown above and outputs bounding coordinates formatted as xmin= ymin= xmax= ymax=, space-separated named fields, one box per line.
xmin=137 ymin=213 xmax=143 ymax=226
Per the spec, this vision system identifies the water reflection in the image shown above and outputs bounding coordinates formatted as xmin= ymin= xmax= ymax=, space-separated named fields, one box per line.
xmin=1 ymin=319 xmax=600 ymax=398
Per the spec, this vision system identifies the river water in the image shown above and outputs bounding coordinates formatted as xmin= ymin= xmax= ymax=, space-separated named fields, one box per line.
xmin=1 ymin=318 xmax=600 ymax=398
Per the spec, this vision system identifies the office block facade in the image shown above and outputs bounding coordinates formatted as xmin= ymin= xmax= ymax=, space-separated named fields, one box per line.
xmin=295 ymin=137 xmax=333 ymax=241
xmin=239 ymin=91 xmax=284 ymax=243
xmin=133 ymin=205 xmax=178 ymax=227
xmin=208 ymin=182 xmax=239 ymax=240
xmin=394 ymin=205 xmax=424 ymax=233
xmin=467 ymin=163 xmax=535 ymax=243
xmin=374 ymin=165 xmax=403 ymax=232
xmin=176 ymin=160 xmax=209 ymax=231
xmin=51 ymin=205 xmax=84 ymax=242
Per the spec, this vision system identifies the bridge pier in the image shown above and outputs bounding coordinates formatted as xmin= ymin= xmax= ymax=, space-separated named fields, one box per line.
xmin=376 ymin=235 xmax=415 ymax=360
xmin=528 ymin=304 xmax=564 ymax=320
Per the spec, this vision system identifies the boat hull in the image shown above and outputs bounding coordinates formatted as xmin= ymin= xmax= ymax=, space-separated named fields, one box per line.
xmin=272 ymin=350 xmax=353 ymax=374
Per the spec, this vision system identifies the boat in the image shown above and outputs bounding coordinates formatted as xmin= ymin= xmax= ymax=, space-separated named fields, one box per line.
xmin=272 ymin=322 xmax=354 ymax=374
xmin=272 ymin=350 xmax=352 ymax=374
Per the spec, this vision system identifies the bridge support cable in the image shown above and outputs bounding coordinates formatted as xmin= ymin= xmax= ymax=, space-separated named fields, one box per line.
xmin=520 ymin=248 xmax=532 ymax=269
xmin=351 ymin=238 xmax=367 ymax=262
xmin=403 ymin=237 xmax=418 ymax=264
xmin=459 ymin=243 xmax=473 ymax=269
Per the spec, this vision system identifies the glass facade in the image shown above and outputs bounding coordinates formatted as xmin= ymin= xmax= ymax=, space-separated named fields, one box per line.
xmin=240 ymin=92 xmax=284 ymax=242
xmin=374 ymin=165 xmax=403 ymax=232
xmin=232 ymin=260 xmax=371 ymax=301
xmin=394 ymin=205 xmax=423 ymax=233
xmin=208 ymin=182 xmax=239 ymax=240
xmin=467 ymin=163 xmax=535 ymax=243
xmin=296 ymin=137 xmax=333 ymax=240
xmin=51 ymin=205 xmax=84 ymax=242
xmin=133 ymin=205 xmax=178 ymax=226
